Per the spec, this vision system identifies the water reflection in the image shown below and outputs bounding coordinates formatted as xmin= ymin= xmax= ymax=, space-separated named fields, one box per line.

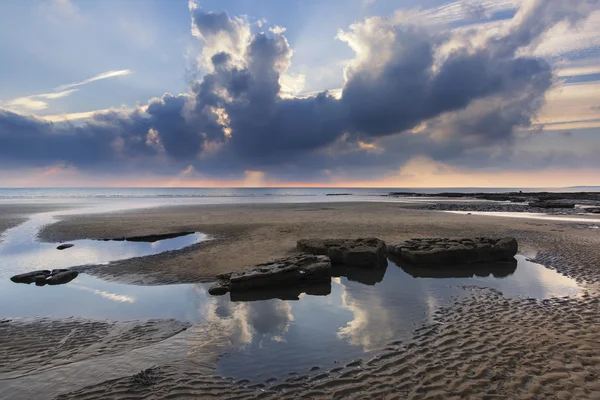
xmin=332 ymin=264 xmax=388 ymax=286
xmin=0 ymin=209 xmax=209 ymax=279
xmin=392 ymin=257 xmax=518 ymax=278
xmin=230 ymin=282 xmax=331 ymax=302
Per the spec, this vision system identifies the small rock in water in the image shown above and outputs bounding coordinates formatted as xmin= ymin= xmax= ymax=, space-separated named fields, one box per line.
xmin=11 ymin=269 xmax=78 ymax=286
xmin=10 ymin=270 xmax=51 ymax=284
xmin=46 ymin=270 xmax=79 ymax=285
xmin=56 ymin=243 xmax=74 ymax=250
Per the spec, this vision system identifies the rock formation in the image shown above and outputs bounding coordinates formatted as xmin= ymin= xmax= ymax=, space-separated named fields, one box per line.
xmin=528 ymin=201 xmax=575 ymax=209
xmin=296 ymin=238 xmax=387 ymax=268
xmin=208 ymin=253 xmax=331 ymax=296
xmin=10 ymin=269 xmax=79 ymax=286
xmin=387 ymin=237 xmax=518 ymax=267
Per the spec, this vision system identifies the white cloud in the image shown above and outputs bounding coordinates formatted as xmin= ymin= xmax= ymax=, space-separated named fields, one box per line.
xmin=6 ymin=89 xmax=78 ymax=111
xmin=269 ymin=25 xmax=286 ymax=35
xmin=56 ymin=69 xmax=133 ymax=91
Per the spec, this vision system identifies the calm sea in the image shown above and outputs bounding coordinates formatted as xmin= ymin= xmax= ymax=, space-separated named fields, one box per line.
xmin=0 ymin=187 xmax=598 ymax=200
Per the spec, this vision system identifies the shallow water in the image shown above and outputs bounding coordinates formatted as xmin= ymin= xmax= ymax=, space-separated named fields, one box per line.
xmin=1 ymin=255 xmax=581 ymax=381
xmin=445 ymin=210 xmax=600 ymax=223
xmin=0 ymin=206 xmax=584 ymax=382
xmin=0 ymin=208 xmax=208 ymax=278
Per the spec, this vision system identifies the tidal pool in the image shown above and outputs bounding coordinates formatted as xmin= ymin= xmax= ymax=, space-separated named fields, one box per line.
xmin=0 ymin=209 xmax=583 ymax=382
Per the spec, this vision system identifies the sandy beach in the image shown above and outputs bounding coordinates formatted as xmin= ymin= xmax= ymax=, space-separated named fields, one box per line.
xmin=2 ymin=201 xmax=600 ymax=399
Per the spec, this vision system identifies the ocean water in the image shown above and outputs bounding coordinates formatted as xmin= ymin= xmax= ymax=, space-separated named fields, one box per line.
xmin=0 ymin=186 xmax=599 ymax=200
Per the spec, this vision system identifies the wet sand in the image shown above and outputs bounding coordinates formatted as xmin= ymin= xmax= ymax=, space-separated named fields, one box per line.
xmin=39 ymin=202 xmax=600 ymax=284
xmin=3 ymin=201 xmax=600 ymax=399
xmin=0 ymin=204 xmax=73 ymax=240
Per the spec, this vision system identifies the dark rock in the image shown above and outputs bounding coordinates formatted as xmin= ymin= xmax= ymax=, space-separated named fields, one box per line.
xmin=34 ymin=275 xmax=48 ymax=285
xmin=296 ymin=238 xmax=387 ymax=268
xmin=528 ymin=201 xmax=575 ymax=209
xmin=208 ymin=282 xmax=230 ymax=296
xmin=46 ymin=270 xmax=79 ymax=285
xmin=125 ymin=232 xmax=195 ymax=243
xmin=56 ymin=243 xmax=74 ymax=250
xmin=208 ymin=253 xmax=331 ymax=296
xmin=387 ymin=237 xmax=518 ymax=267
xmin=51 ymin=269 xmax=69 ymax=275
xmin=10 ymin=270 xmax=51 ymax=284
xmin=584 ymin=207 xmax=600 ymax=214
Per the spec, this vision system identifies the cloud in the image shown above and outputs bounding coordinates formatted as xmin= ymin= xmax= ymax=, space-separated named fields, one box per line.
xmin=268 ymin=25 xmax=286 ymax=35
xmin=56 ymin=69 xmax=132 ymax=90
xmin=6 ymin=89 xmax=78 ymax=111
xmin=1 ymin=0 xmax=599 ymax=182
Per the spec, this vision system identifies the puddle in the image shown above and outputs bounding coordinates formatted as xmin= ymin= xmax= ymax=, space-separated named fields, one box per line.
xmin=0 ymin=210 xmax=208 ymax=278
xmin=0 ymin=255 xmax=581 ymax=381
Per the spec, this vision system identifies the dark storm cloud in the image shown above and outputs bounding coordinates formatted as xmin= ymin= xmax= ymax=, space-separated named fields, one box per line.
xmin=0 ymin=0 xmax=597 ymax=178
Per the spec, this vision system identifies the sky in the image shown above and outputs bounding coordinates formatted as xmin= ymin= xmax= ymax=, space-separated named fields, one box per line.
xmin=1 ymin=0 xmax=600 ymax=188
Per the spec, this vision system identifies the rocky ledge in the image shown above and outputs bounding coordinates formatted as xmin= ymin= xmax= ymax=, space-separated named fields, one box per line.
xmin=10 ymin=269 xmax=79 ymax=286
xmin=528 ymin=201 xmax=575 ymax=209
xmin=296 ymin=238 xmax=387 ymax=268
xmin=388 ymin=237 xmax=518 ymax=267
xmin=208 ymin=253 xmax=331 ymax=296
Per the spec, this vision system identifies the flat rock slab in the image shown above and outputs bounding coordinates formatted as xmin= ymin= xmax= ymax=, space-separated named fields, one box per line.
xmin=388 ymin=237 xmax=518 ymax=267
xmin=208 ymin=253 xmax=331 ymax=296
xmin=529 ymin=201 xmax=575 ymax=209
xmin=296 ymin=238 xmax=387 ymax=268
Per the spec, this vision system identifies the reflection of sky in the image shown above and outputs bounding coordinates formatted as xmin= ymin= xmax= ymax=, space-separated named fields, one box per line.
xmin=0 ymin=208 xmax=208 ymax=278
xmin=0 ymin=254 xmax=582 ymax=381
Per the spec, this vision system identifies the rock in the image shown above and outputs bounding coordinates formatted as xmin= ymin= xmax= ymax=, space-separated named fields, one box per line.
xmin=208 ymin=253 xmax=331 ymax=296
xmin=10 ymin=270 xmax=51 ymax=284
xmin=56 ymin=243 xmax=74 ymax=250
xmin=11 ymin=269 xmax=78 ymax=286
xmin=296 ymin=238 xmax=387 ymax=268
xmin=387 ymin=237 xmax=518 ymax=267
xmin=34 ymin=275 xmax=48 ymax=285
xmin=208 ymin=282 xmax=230 ymax=296
xmin=125 ymin=232 xmax=196 ymax=243
xmin=528 ymin=201 xmax=575 ymax=209
xmin=51 ymin=269 xmax=69 ymax=275
xmin=46 ymin=270 xmax=79 ymax=285
xmin=584 ymin=207 xmax=600 ymax=214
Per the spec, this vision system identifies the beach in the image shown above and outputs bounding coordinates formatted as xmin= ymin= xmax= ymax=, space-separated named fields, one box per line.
xmin=1 ymin=199 xmax=600 ymax=399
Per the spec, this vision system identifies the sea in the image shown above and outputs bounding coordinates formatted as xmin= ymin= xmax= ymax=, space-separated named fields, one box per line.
xmin=1 ymin=186 xmax=599 ymax=201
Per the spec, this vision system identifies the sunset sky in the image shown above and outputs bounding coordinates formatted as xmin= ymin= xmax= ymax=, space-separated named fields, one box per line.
xmin=1 ymin=0 xmax=599 ymax=187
